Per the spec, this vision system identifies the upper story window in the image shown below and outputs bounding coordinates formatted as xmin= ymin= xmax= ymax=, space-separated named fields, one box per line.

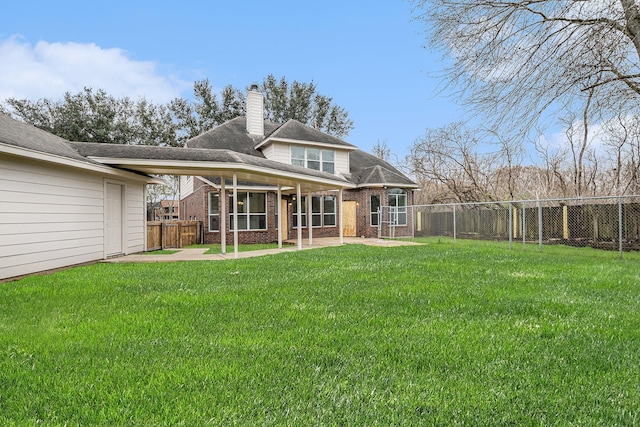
xmin=290 ymin=146 xmax=335 ymax=174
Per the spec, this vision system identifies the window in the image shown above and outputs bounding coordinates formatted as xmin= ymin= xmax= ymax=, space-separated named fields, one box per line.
xmin=388 ymin=189 xmax=407 ymax=226
xmin=370 ymin=194 xmax=380 ymax=226
xmin=291 ymin=146 xmax=305 ymax=168
xmin=290 ymin=146 xmax=335 ymax=174
xmin=229 ymin=192 xmax=267 ymax=230
xmin=293 ymin=195 xmax=336 ymax=228
xmin=208 ymin=193 xmax=219 ymax=231
xmin=323 ymin=196 xmax=336 ymax=226
xmin=322 ymin=150 xmax=335 ymax=174
xmin=307 ymin=148 xmax=321 ymax=171
xmin=292 ymin=196 xmax=307 ymax=228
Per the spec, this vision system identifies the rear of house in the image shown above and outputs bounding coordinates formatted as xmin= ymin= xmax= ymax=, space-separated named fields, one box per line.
xmin=179 ymin=87 xmax=418 ymax=244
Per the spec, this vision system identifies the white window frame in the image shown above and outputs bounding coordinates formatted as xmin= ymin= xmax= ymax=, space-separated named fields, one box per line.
xmin=294 ymin=195 xmax=336 ymax=228
xmin=208 ymin=192 xmax=220 ymax=232
xmin=290 ymin=146 xmax=335 ymax=174
xmin=370 ymin=194 xmax=380 ymax=226
xmin=229 ymin=192 xmax=267 ymax=231
xmin=388 ymin=189 xmax=407 ymax=226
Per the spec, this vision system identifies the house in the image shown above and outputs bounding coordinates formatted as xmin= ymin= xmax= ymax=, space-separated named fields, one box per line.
xmin=0 ymin=114 xmax=160 ymax=280
xmin=0 ymin=85 xmax=417 ymax=280
xmin=179 ymin=86 xmax=418 ymax=244
xmin=150 ymin=199 xmax=179 ymax=221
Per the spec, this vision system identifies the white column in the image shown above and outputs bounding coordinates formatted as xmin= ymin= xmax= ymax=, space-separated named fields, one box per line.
xmin=296 ymin=183 xmax=302 ymax=250
xmin=339 ymin=189 xmax=344 ymax=245
xmin=307 ymin=191 xmax=313 ymax=247
xmin=220 ymin=177 xmax=226 ymax=255
xmin=277 ymin=185 xmax=282 ymax=249
xmin=233 ymin=173 xmax=238 ymax=258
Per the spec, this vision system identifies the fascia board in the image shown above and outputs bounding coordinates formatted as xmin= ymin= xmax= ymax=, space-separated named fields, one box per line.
xmin=255 ymin=136 xmax=358 ymax=151
xmin=1 ymin=143 xmax=158 ymax=184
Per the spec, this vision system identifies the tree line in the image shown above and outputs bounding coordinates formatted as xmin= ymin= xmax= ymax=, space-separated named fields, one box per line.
xmin=1 ymin=74 xmax=354 ymax=147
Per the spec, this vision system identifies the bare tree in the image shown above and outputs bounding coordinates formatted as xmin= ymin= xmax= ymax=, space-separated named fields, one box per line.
xmin=411 ymin=0 xmax=640 ymax=140
xmin=407 ymin=123 xmax=500 ymax=203
xmin=372 ymin=139 xmax=391 ymax=161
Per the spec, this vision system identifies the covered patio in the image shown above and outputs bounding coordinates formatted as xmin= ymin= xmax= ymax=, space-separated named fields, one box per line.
xmin=71 ymin=142 xmax=356 ymax=258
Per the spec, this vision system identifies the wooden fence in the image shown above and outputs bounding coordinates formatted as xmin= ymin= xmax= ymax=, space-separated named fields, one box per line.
xmin=146 ymin=221 xmax=202 ymax=250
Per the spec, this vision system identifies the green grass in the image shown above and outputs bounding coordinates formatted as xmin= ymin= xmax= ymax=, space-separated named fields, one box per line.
xmin=186 ymin=242 xmax=293 ymax=254
xmin=1 ymin=240 xmax=639 ymax=425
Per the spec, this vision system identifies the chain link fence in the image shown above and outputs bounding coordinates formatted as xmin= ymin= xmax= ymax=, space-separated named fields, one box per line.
xmin=379 ymin=195 xmax=640 ymax=258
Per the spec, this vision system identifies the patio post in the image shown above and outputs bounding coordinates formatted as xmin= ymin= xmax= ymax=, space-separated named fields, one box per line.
xmin=339 ymin=189 xmax=343 ymax=244
xmin=233 ymin=173 xmax=238 ymax=258
xmin=296 ymin=183 xmax=302 ymax=250
xmin=220 ymin=177 xmax=226 ymax=255
xmin=277 ymin=185 xmax=282 ymax=249
xmin=307 ymin=191 xmax=313 ymax=246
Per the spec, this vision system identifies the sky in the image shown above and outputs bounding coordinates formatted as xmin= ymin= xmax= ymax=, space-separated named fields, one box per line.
xmin=0 ymin=0 xmax=465 ymax=160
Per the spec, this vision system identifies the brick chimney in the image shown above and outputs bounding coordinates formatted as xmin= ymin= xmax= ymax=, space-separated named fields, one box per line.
xmin=246 ymin=84 xmax=264 ymax=137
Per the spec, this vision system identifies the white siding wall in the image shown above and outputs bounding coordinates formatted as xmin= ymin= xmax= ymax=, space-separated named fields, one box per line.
xmin=0 ymin=156 xmax=145 ymax=280
xmin=264 ymin=142 xmax=350 ymax=176
xmin=269 ymin=142 xmax=292 ymax=164
xmin=180 ymin=175 xmax=194 ymax=199
xmin=125 ymin=181 xmax=145 ymax=254
xmin=334 ymin=150 xmax=350 ymax=176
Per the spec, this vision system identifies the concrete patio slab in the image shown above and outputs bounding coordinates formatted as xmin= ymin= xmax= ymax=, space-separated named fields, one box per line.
xmin=102 ymin=237 xmax=420 ymax=263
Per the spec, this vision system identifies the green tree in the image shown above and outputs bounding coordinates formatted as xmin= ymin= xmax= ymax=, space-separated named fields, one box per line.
xmin=259 ymin=74 xmax=354 ymax=138
xmin=171 ymin=75 xmax=354 ymax=142
xmin=5 ymin=88 xmax=178 ymax=146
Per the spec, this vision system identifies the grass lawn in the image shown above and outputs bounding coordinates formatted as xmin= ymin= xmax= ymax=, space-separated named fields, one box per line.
xmin=1 ymin=239 xmax=638 ymax=425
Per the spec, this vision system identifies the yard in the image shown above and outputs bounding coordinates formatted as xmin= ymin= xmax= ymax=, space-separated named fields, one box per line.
xmin=1 ymin=239 xmax=638 ymax=425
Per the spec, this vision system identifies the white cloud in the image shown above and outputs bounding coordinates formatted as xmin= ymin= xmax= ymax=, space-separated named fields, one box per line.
xmin=0 ymin=37 xmax=189 ymax=103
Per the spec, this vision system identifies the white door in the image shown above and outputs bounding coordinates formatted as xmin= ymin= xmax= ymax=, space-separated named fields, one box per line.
xmin=106 ymin=183 xmax=123 ymax=256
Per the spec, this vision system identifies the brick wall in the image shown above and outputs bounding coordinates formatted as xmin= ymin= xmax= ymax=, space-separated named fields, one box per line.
xmin=181 ymin=179 xmax=416 ymax=243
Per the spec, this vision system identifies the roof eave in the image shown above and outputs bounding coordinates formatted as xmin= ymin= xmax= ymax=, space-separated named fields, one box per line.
xmin=0 ymin=142 xmax=159 ymax=184
xmin=255 ymin=136 xmax=358 ymax=151
xmin=356 ymin=182 xmax=420 ymax=189
xmin=86 ymin=157 xmax=356 ymax=192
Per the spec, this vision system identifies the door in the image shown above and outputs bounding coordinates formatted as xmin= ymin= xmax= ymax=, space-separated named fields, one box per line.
xmin=342 ymin=200 xmax=357 ymax=237
xmin=106 ymin=183 xmax=123 ymax=256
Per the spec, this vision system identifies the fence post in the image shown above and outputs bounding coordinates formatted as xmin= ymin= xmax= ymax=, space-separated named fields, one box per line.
xmin=522 ymin=202 xmax=526 ymax=249
xmin=453 ymin=204 xmax=457 ymax=243
xmin=619 ymin=196 xmax=623 ymax=260
xmin=509 ymin=203 xmax=513 ymax=250
xmin=538 ymin=200 xmax=543 ymax=252
xmin=411 ymin=205 xmax=415 ymax=238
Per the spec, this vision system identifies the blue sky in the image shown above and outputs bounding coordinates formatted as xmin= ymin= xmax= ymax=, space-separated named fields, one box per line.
xmin=0 ymin=0 xmax=463 ymax=160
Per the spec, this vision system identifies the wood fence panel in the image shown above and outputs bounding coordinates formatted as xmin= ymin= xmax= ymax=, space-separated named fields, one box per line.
xmin=147 ymin=221 xmax=162 ymax=251
xmin=145 ymin=221 xmax=202 ymax=251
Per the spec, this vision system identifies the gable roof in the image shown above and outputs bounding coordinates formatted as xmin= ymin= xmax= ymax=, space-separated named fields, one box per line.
xmin=183 ymin=114 xmax=416 ymax=189
xmin=349 ymin=149 xmax=417 ymax=188
xmin=257 ymin=119 xmax=357 ymax=150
